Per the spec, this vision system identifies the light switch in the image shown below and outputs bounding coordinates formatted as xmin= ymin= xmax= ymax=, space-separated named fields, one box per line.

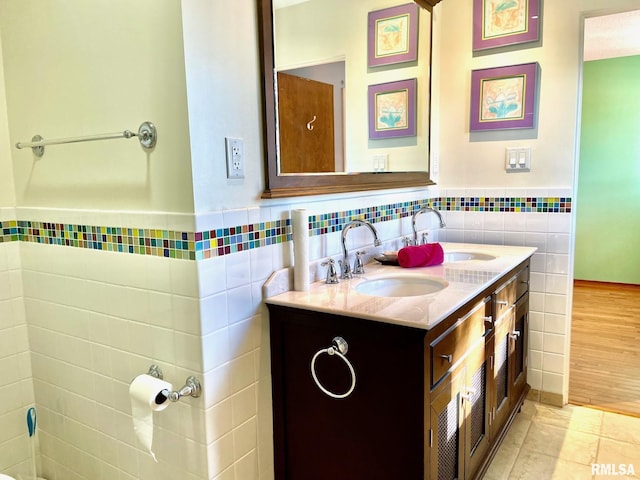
xmin=518 ymin=151 xmax=527 ymax=166
xmin=505 ymin=147 xmax=531 ymax=172
xmin=372 ymin=154 xmax=388 ymax=172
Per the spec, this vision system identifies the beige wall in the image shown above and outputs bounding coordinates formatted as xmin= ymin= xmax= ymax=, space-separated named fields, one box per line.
xmin=0 ymin=33 xmax=15 ymax=208
xmin=181 ymin=0 xmax=266 ymax=213
xmin=435 ymin=0 xmax=640 ymax=189
xmin=0 ymin=0 xmax=194 ymax=214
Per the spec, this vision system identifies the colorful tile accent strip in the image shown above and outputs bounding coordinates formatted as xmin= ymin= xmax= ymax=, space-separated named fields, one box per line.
xmin=14 ymin=221 xmax=197 ymax=260
xmin=436 ymin=196 xmax=572 ymax=213
xmin=193 ymin=219 xmax=291 ymax=261
xmin=0 ymin=197 xmax=571 ymax=259
xmin=307 ymin=197 xmax=572 ymax=237
xmin=0 ymin=220 xmax=19 ymax=244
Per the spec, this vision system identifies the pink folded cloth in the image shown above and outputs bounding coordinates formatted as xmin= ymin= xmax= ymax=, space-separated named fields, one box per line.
xmin=397 ymin=243 xmax=444 ymax=268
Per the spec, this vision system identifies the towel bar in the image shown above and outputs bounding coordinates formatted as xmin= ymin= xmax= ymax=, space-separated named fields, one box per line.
xmin=15 ymin=121 xmax=157 ymax=157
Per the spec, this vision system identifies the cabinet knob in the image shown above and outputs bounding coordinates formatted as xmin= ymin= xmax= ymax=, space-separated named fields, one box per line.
xmin=510 ymin=330 xmax=521 ymax=340
xmin=439 ymin=354 xmax=453 ymax=363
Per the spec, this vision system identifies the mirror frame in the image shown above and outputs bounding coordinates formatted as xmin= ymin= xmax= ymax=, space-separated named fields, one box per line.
xmin=258 ymin=0 xmax=440 ymax=199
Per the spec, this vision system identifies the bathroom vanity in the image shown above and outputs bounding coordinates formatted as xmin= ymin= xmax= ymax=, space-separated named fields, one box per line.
xmin=265 ymin=244 xmax=535 ymax=480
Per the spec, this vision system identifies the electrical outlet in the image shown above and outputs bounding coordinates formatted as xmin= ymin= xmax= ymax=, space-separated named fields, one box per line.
xmin=225 ymin=137 xmax=245 ymax=178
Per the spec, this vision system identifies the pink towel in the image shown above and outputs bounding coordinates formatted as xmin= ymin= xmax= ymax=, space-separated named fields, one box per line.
xmin=397 ymin=243 xmax=444 ymax=268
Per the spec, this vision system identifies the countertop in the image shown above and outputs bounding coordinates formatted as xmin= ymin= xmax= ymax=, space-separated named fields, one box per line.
xmin=264 ymin=243 xmax=537 ymax=330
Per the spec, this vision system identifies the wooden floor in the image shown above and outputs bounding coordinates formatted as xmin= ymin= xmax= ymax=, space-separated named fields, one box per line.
xmin=569 ymin=280 xmax=640 ymax=417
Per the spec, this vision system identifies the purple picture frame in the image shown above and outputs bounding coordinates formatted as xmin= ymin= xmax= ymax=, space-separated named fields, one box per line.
xmin=369 ymin=78 xmax=417 ymax=139
xmin=470 ymin=62 xmax=539 ymax=131
xmin=368 ymin=3 xmax=419 ymax=67
xmin=473 ymin=0 xmax=541 ymax=52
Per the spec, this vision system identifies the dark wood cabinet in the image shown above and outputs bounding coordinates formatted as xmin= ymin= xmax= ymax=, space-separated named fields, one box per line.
xmin=267 ymin=260 xmax=530 ymax=480
xmin=429 ymin=336 xmax=492 ymax=480
xmin=490 ymin=266 xmax=530 ymax=440
xmin=269 ymin=308 xmax=425 ymax=479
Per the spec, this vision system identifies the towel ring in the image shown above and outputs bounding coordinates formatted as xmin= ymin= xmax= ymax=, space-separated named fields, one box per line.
xmin=310 ymin=336 xmax=356 ymax=399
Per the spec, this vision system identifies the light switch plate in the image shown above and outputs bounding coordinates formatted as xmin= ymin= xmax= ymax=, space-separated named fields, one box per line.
xmin=505 ymin=147 xmax=531 ymax=172
xmin=372 ymin=154 xmax=388 ymax=172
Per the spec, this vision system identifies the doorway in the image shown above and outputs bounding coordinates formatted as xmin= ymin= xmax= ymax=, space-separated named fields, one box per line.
xmin=569 ymin=10 xmax=640 ymax=417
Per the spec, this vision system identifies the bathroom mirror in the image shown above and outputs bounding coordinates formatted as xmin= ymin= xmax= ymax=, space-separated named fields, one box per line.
xmin=258 ymin=0 xmax=442 ymax=198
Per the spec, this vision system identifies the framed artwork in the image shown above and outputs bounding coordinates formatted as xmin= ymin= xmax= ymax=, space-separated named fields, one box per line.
xmin=369 ymin=78 xmax=417 ymax=139
xmin=368 ymin=3 xmax=419 ymax=67
xmin=473 ymin=0 xmax=541 ymax=51
xmin=470 ymin=62 xmax=539 ymax=131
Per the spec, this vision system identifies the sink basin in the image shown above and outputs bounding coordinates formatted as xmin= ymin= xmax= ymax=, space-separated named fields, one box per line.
xmin=355 ymin=275 xmax=448 ymax=297
xmin=444 ymin=251 xmax=495 ymax=262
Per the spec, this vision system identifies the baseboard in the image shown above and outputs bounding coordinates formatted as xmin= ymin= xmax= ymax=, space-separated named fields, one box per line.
xmin=527 ymin=388 xmax=564 ymax=407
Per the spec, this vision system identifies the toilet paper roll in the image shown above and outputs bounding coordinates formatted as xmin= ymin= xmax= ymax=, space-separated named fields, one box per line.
xmin=292 ymin=209 xmax=310 ymax=291
xmin=129 ymin=374 xmax=173 ymax=462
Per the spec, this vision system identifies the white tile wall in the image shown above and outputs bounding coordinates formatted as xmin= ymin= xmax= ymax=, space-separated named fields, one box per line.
xmin=19 ymin=240 xmax=207 ymax=480
xmin=439 ymin=187 xmax=573 ymax=397
xmin=0 ymin=241 xmax=35 ymax=478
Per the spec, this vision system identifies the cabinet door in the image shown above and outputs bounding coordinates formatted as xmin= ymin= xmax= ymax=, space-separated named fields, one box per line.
xmin=269 ymin=306 xmax=425 ymax=480
xmin=430 ymin=369 xmax=465 ymax=480
xmin=510 ymin=293 xmax=529 ymax=407
xmin=491 ymin=308 xmax=514 ymax=437
xmin=463 ymin=339 xmax=491 ymax=480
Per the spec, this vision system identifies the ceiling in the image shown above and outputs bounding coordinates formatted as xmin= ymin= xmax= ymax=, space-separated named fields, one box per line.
xmin=584 ymin=9 xmax=640 ymax=61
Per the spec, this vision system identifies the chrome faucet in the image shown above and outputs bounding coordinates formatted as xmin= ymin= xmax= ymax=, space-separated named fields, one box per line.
xmin=411 ymin=206 xmax=446 ymax=245
xmin=341 ymin=219 xmax=382 ymax=279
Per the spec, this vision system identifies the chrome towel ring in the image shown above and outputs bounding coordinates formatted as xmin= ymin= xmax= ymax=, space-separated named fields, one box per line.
xmin=311 ymin=336 xmax=356 ymax=399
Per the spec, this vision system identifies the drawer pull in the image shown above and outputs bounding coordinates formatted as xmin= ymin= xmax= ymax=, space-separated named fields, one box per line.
xmin=439 ymin=354 xmax=453 ymax=363
xmin=311 ymin=337 xmax=356 ymax=399
xmin=510 ymin=331 xmax=521 ymax=340
xmin=461 ymin=387 xmax=477 ymax=402
xmin=497 ymin=300 xmax=509 ymax=307
xmin=483 ymin=316 xmax=493 ymax=325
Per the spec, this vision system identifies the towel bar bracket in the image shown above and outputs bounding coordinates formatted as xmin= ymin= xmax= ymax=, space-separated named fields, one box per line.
xmin=137 ymin=121 xmax=157 ymax=149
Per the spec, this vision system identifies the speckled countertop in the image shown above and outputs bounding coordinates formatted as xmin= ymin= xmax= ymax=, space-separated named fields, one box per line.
xmin=263 ymin=243 xmax=537 ymax=330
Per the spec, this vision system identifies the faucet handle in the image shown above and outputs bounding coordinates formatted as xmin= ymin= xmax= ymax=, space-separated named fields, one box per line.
xmin=321 ymin=258 xmax=339 ymax=284
xmin=339 ymin=258 xmax=353 ymax=279
xmin=353 ymin=251 xmax=366 ymax=274
xmin=421 ymin=232 xmax=429 ymax=245
xmin=403 ymin=236 xmax=413 ymax=247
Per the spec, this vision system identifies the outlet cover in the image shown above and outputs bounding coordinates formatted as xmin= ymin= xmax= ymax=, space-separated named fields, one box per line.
xmin=225 ymin=137 xmax=245 ymax=178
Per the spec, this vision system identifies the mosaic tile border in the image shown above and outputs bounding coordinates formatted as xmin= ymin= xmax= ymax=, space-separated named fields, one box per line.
xmin=0 ymin=197 xmax=571 ymax=260
xmin=307 ymin=196 xmax=572 ymax=236
xmin=0 ymin=219 xmax=292 ymax=261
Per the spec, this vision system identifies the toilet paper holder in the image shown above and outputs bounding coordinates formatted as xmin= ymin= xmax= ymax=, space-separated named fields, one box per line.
xmin=147 ymin=364 xmax=201 ymax=402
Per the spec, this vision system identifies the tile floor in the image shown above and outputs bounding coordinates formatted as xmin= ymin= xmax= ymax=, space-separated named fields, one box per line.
xmin=485 ymin=401 xmax=640 ymax=479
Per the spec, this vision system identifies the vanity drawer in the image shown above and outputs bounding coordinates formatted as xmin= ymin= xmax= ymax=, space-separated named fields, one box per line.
xmin=516 ymin=265 xmax=530 ymax=299
xmin=495 ymin=266 xmax=529 ymax=320
xmin=430 ymin=297 xmax=490 ymax=387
